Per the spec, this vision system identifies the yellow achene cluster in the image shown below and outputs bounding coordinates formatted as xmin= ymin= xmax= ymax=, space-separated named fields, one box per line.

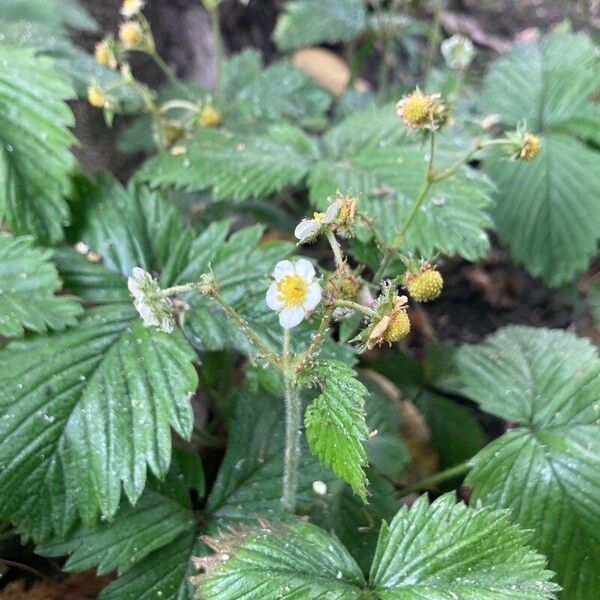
xmin=405 ymin=267 xmax=443 ymax=303
xmin=198 ymin=105 xmax=221 ymax=128
xmin=518 ymin=133 xmax=541 ymax=161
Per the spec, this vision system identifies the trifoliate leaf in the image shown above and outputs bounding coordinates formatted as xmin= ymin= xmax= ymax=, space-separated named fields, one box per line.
xmin=485 ymin=133 xmax=600 ymax=286
xmin=205 ymin=384 xmax=339 ymax=522
xmin=199 ymin=520 xmax=367 ymax=599
xmin=0 ymin=0 xmax=97 ymax=34
xmin=0 ymin=233 xmax=82 ymax=337
xmin=37 ymin=489 xmax=195 ymax=576
xmin=458 ymin=326 xmax=600 ymax=599
xmin=482 ymin=31 xmax=600 ymax=285
xmin=369 ymin=494 xmax=558 ymax=598
xmin=0 ymin=45 xmax=76 ymax=243
xmin=198 ymin=493 xmax=558 ymax=599
xmin=302 ymin=361 xmax=369 ymax=501
xmin=0 ymin=304 xmax=198 ymax=540
xmin=141 ymin=124 xmax=319 ymax=201
xmin=273 ymin=0 xmax=367 ymax=51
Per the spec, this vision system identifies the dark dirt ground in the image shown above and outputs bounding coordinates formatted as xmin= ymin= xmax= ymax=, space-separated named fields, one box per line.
xmin=1 ymin=0 xmax=598 ymax=597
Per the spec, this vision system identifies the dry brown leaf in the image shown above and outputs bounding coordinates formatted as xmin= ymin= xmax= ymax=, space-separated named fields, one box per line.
xmin=292 ymin=47 xmax=369 ymax=96
xmin=464 ymin=264 xmax=520 ymax=309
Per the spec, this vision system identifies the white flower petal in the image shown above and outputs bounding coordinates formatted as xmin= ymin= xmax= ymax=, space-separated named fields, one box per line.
xmin=160 ymin=316 xmax=174 ymax=334
xmin=279 ymin=306 xmax=305 ymax=329
xmin=266 ymin=283 xmax=285 ymax=311
xmin=274 ymin=260 xmax=295 ymax=280
xmin=303 ymin=282 xmax=322 ymax=312
xmin=135 ymin=301 xmax=159 ymax=327
xmin=294 ymin=258 xmax=316 ymax=282
xmin=294 ymin=219 xmax=320 ymax=242
xmin=127 ymin=276 xmax=141 ymax=298
xmin=324 ymin=202 xmax=339 ymax=223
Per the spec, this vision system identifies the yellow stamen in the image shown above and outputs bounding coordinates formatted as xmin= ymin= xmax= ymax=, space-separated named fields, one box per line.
xmin=313 ymin=212 xmax=326 ymax=223
xmin=276 ymin=275 xmax=308 ymax=307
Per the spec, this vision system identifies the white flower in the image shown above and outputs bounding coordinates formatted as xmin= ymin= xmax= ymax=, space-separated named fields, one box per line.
xmin=266 ymin=259 xmax=322 ymax=329
xmin=441 ymin=35 xmax=475 ymax=70
xmin=127 ymin=267 xmax=174 ymax=333
xmin=294 ymin=201 xmax=339 ymax=244
xmin=121 ymin=0 xmax=145 ymax=17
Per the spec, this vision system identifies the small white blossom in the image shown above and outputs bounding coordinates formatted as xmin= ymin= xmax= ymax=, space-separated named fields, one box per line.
xmin=266 ymin=259 xmax=322 ymax=329
xmin=294 ymin=201 xmax=339 ymax=244
xmin=441 ymin=35 xmax=475 ymax=70
xmin=121 ymin=0 xmax=145 ymax=17
xmin=127 ymin=267 xmax=174 ymax=333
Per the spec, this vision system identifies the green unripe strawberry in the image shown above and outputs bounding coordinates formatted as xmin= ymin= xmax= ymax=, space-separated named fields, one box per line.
xmin=383 ymin=309 xmax=410 ymax=343
xmin=405 ymin=267 xmax=443 ymax=303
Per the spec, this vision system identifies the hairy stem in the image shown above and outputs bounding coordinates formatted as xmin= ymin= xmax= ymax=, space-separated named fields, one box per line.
xmin=212 ymin=291 xmax=280 ymax=367
xmin=282 ymin=328 xmax=301 ymax=512
xmin=150 ymin=51 xmax=191 ymax=98
xmin=423 ymin=0 xmax=445 ymax=84
xmin=398 ymin=460 xmax=471 ymax=497
xmin=326 ymin=229 xmax=345 ymax=268
xmin=295 ymin=307 xmax=334 ymax=371
xmin=334 ymin=299 xmax=376 ymax=318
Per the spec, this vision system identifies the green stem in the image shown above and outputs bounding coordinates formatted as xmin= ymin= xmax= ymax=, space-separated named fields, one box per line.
xmin=326 ymin=229 xmax=345 ymax=268
xmin=334 ymin=299 xmax=376 ymax=318
xmin=150 ymin=51 xmax=191 ymax=98
xmin=209 ymin=6 xmax=223 ymax=99
xmin=294 ymin=307 xmax=334 ymax=371
xmin=212 ymin=291 xmax=280 ymax=367
xmin=398 ymin=461 xmax=471 ymax=498
xmin=282 ymin=328 xmax=301 ymax=512
xmin=391 ymin=132 xmax=436 ymax=249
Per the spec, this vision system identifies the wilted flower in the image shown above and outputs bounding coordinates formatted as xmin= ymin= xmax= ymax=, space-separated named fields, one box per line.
xmin=94 ymin=38 xmax=118 ymax=70
xmin=294 ymin=202 xmax=338 ymax=244
xmin=121 ymin=0 xmax=145 ymax=17
xmin=198 ymin=105 xmax=221 ymax=128
xmin=119 ymin=21 xmax=144 ymax=49
xmin=395 ymin=88 xmax=446 ymax=131
xmin=128 ymin=267 xmax=174 ymax=333
xmin=441 ymin=35 xmax=475 ymax=70
xmin=515 ymin=132 xmax=541 ymax=160
xmin=266 ymin=259 xmax=322 ymax=329
xmin=87 ymin=83 xmax=111 ymax=109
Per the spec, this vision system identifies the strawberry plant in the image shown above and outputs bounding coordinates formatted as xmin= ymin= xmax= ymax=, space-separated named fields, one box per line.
xmin=0 ymin=1 xmax=598 ymax=599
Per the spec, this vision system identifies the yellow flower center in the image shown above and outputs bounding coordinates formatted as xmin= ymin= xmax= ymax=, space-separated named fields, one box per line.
xmin=402 ymin=95 xmax=430 ymax=125
xmin=123 ymin=0 xmax=141 ymax=14
xmin=313 ymin=211 xmax=326 ymax=223
xmin=276 ymin=275 xmax=308 ymax=307
xmin=198 ymin=106 xmax=221 ymax=128
xmin=120 ymin=22 xmax=143 ymax=47
xmin=88 ymin=86 xmax=108 ymax=109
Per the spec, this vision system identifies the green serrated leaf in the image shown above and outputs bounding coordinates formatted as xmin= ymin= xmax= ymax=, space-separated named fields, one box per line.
xmin=100 ymin=531 xmax=202 ymax=600
xmin=199 ymin=520 xmax=367 ymax=599
xmin=0 ymin=45 xmax=76 ymax=243
xmin=37 ymin=489 xmax=195 ymax=576
xmin=0 ymin=233 xmax=82 ymax=337
xmin=483 ymin=31 xmax=599 ymax=132
xmin=369 ymin=494 xmax=558 ymax=598
xmin=302 ymin=361 xmax=369 ymax=501
xmin=0 ymin=304 xmax=198 ymax=540
xmin=485 ymin=133 xmax=600 ymax=286
xmin=141 ymin=124 xmax=319 ymax=201
xmin=274 ymin=0 xmax=366 ymax=51
xmin=199 ymin=493 xmax=558 ymax=599
xmin=482 ymin=31 xmax=600 ymax=286
xmin=458 ymin=326 xmax=600 ymax=599
xmin=0 ymin=0 xmax=97 ymax=34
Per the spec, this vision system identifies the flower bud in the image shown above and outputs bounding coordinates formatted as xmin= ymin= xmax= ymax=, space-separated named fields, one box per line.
xmin=95 ymin=38 xmax=118 ymax=70
xmin=87 ymin=83 xmax=111 ymax=109
xmin=441 ymin=35 xmax=475 ymax=70
xmin=119 ymin=21 xmax=144 ymax=50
